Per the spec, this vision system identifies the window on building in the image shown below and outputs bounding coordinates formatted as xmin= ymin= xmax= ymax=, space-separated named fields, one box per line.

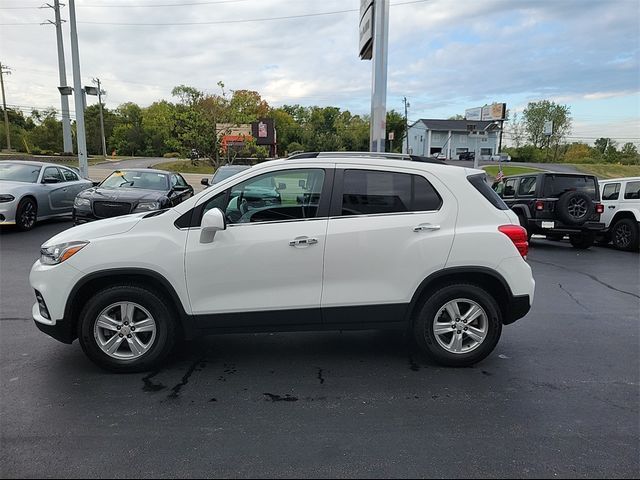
xmin=480 ymin=148 xmax=492 ymax=156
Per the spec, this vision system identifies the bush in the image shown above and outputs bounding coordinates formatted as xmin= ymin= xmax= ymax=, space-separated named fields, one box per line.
xmin=163 ymin=152 xmax=181 ymax=158
xmin=503 ymin=145 xmax=545 ymax=163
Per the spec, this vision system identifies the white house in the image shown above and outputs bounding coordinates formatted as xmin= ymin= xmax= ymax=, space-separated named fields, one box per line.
xmin=403 ymin=119 xmax=500 ymax=159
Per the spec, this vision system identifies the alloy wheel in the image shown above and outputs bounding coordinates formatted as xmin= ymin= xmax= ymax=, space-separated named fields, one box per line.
xmin=94 ymin=302 xmax=157 ymax=360
xmin=433 ymin=298 xmax=488 ymax=354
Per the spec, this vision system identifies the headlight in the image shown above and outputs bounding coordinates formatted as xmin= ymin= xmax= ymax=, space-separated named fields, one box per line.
xmin=40 ymin=241 xmax=89 ymax=265
xmin=74 ymin=197 xmax=90 ymax=208
xmin=0 ymin=194 xmax=15 ymax=203
xmin=134 ymin=201 xmax=160 ymax=212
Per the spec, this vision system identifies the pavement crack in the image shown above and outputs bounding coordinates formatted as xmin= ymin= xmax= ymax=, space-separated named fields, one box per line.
xmin=530 ymin=259 xmax=640 ymax=299
xmin=167 ymin=358 xmax=205 ymax=399
xmin=558 ymin=283 xmax=589 ymax=311
xmin=317 ymin=367 xmax=325 ymax=385
xmin=263 ymin=393 xmax=298 ymax=402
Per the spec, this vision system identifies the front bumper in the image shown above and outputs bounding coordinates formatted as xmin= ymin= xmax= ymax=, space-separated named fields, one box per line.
xmin=72 ymin=206 xmax=99 ymax=224
xmin=32 ymin=304 xmax=76 ymax=343
xmin=0 ymin=200 xmax=17 ymax=224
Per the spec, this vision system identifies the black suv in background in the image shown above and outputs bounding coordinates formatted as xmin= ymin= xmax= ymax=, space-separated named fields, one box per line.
xmin=492 ymin=173 xmax=605 ymax=249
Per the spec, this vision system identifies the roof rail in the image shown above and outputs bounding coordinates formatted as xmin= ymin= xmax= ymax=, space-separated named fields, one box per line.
xmin=286 ymin=151 xmax=446 ymax=165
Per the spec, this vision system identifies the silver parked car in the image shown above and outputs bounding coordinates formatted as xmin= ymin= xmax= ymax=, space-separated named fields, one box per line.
xmin=0 ymin=161 xmax=93 ymax=230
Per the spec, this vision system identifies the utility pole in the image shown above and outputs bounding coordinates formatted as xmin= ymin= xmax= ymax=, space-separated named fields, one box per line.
xmin=93 ymin=78 xmax=107 ymax=158
xmin=369 ymin=0 xmax=389 ymax=152
xmin=43 ymin=1 xmax=73 ymax=153
xmin=403 ymin=96 xmax=410 ymax=153
xmin=68 ymin=0 xmax=88 ymax=178
xmin=0 ymin=62 xmax=11 ymax=151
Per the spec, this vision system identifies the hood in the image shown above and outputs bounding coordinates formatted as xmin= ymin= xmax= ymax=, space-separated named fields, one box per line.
xmin=0 ymin=180 xmax=35 ymax=193
xmin=42 ymin=213 xmax=147 ymax=247
xmin=79 ymin=187 xmax=167 ymax=203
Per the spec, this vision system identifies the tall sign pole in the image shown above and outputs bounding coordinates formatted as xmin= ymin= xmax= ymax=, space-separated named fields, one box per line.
xmin=94 ymin=78 xmax=107 ymax=158
xmin=46 ymin=1 xmax=73 ymax=153
xmin=369 ymin=0 xmax=389 ymax=152
xmin=359 ymin=0 xmax=389 ymax=153
xmin=68 ymin=0 xmax=88 ymax=178
xmin=403 ymin=96 xmax=410 ymax=153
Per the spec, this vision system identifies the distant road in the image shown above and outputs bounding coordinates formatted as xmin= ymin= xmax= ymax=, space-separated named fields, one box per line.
xmin=93 ymin=156 xmax=166 ymax=170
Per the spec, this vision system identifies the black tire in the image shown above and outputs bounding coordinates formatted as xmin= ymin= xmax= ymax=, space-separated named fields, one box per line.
xmin=15 ymin=197 xmax=37 ymax=231
xmin=611 ymin=218 xmax=639 ymax=252
xmin=413 ymin=283 xmax=503 ymax=367
xmin=556 ymin=191 xmax=594 ymax=226
xmin=569 ymin=233 xmax=595 ymax=249
xmin=78 ymin=284 xmax=177 ymax=372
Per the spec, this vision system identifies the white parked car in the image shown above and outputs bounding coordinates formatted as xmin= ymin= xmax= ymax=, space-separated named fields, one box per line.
xmin=490 ymin=154 xmax=511 ymax=162
xmin=598 ymin=177 xmax=640 ymax=251
xmin=30 ymin=152 xmax=535 ymax=372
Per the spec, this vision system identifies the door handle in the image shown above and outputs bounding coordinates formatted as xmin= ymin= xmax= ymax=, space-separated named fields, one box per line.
xmin=608 ymin=206 xmax=616 ymax=209
xmin=289 ymin=236 xmax=319 ymax=247
xmin=413 ymin=223 xmax=440 ymax=232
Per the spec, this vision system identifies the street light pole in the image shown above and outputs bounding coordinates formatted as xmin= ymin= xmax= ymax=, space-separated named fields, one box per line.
xmin=403 ymin=96 xmax=410 ymax=153
xmin=68 ymin=0 xmax=88 ymax=178
xmin=0 ymin=62 xmax=11 ymax=151
xmin=45 ymin=0 xmax=73 ymax=153
xmin=94 ymin=78 xmax=107 ymax=158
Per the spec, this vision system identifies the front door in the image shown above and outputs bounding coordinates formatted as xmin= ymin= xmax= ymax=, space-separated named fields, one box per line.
xmin=184 ymin=167 xmax=331 ymax=328
xmin=321 ymin=167 xmax=457 ymax=325
xmin=41 ymin=166 xmax=69 ymax=213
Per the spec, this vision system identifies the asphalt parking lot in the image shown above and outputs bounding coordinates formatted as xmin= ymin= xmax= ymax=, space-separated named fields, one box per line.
xmin=1 ymin=220 xmax=638 ymax=478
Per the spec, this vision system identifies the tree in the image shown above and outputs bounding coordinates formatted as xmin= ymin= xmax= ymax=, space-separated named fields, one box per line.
xmin=110 ymin=102 xmax=145 ymax=156
xmin=386 ymin=110 xmax=405 ymax=152
xmin=563 ymin=143 xmax=592 ymax=163
xmin=508 ymin=112 xmax=526 ymax=148
xmin=141 ymin=101 xmax=180 ymax=156
xmin=447 ymin=114 xmax=465 ymax=120
xmin=27 ymin=108 xmax=63 ymax=154
xmin=85 ymin=104 xmax=117 ymax=155
xmin=522 ymin=100 xmax=572 ymax=160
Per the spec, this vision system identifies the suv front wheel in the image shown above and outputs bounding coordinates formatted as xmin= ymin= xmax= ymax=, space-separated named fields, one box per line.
xmin=413 ymin=284 xmax=502 ymax=367
xmin=78 ymin=285 xmax=177 ymax=372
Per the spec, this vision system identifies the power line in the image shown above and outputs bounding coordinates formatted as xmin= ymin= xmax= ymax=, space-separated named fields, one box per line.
xmin=0 ymin=0 xmax=252 ymax=8
xmin=0 ymin=0 xmax=431 ymax=26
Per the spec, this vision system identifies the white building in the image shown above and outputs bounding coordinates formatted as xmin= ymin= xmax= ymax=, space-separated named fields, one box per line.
xmin=403 ymin=119 xmax=500 ymax=159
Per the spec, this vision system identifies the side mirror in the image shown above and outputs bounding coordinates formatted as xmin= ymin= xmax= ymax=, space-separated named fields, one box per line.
xmin=278 ymin=182 xmax=287 ymax=190
xmin=92 ymin=181 xmax=100 ymax=187
xmin=200 ymin=207 xmax=226 ymax=243
xmin=201 ymin=177 xmax=210 ymax=186
xmin=43 ymin=176 xmax=60 ymax=184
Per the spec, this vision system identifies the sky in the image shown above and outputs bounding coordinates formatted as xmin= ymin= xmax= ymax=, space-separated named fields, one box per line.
xmin=1 ymin=0 xmax=639 ymax=146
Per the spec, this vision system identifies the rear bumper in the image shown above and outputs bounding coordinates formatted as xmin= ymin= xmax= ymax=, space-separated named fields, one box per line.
xmin=504 ymin=294 xmax=531 ymax=325
xmin=530 ymin=220 xmax=605 ymax=234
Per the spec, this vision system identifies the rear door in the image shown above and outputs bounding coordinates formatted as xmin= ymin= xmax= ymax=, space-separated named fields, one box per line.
xmin=321 ymin=166 xmax=457 ymax=325
xmin=600 ymin=182 xmax=621 ymax=227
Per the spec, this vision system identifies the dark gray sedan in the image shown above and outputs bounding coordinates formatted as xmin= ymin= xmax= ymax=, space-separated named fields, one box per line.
xmin=0 ymin=161 xmax=93 ymax=230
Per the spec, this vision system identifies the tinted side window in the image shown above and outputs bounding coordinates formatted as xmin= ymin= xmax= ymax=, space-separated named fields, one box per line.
xmin=61 ymin=168 xmax=79 ymax=181
xmin=43 ymin=167 xmax=64 ymax=181
xmin=624 ymin=181 xmax=640 ymax=200
xmin=518 ymin=177 xmax=537 ymax=196
xmin=503 ymin=179 xmax=517 ymax=197
xmin=602 ymin=183 xmax=620 ymax=201
xmin=341 ymin=170 xmax=441 ymax=216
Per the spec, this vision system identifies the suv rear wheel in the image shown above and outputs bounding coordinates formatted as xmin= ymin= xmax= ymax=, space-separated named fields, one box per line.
xmin=78 ymin=285 xmax=177 ymax=372
xmin=611 ymin=218 xmax=639 ymax=251
xmin=413 ymin=284 xmax=502 ymax=367
xmin=569 ymin=233 xmax=595 ymax=249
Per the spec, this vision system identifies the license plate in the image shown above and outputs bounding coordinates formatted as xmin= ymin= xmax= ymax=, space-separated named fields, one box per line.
xmin=542 ymin=221 xmax=555 ymax=229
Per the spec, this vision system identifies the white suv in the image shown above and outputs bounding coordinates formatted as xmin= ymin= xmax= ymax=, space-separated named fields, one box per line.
xmin=598 ymin=177 xmax=640 ymax=251
xmin=30 ymin=153 xmax=535 ymax=372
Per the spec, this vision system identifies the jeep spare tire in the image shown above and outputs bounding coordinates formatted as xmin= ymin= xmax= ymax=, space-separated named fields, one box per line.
xmin=556 ymin=191 xmax=593 ymax=226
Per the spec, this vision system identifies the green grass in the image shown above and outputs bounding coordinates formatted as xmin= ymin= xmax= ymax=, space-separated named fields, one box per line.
xmin=152 ymin=160 xmax=215 ymax=174
xmin=483 ymin=166 xmax=543 ymax=178
xmin=572 ymin=164 xmax=640 ymax=179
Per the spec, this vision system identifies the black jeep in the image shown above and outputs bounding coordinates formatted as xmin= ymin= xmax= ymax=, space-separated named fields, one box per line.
xmin=492 ymin=173 xmax=605 ymax=249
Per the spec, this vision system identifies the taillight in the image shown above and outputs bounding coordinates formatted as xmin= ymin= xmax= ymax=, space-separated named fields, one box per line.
xmin=498 ymin=225 xmax=529 ymax=258
xmin=596 ymin=203 xmax=604 ymax=214
xmin=535 ymin=200 xmax=545 ymax=211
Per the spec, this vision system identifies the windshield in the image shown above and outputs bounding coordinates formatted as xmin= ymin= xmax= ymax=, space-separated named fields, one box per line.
xmin=100 ymin=171 xmax=169 ymax=190
xmin=212 ymin=166 xmax=249 ymax=185
xmin=0 ymin=163 xmax=42 ymax=183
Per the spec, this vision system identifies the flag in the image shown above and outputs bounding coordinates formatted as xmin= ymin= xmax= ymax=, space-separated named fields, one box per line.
xmin=496 ymin=164 xmax=504 ymax=182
